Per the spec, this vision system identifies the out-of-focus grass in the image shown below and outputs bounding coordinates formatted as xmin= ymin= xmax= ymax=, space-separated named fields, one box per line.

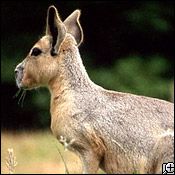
xmin=1 ymin=130 xmax=105 ymax=174
xmin=1 ymin=130 xmax=81 ymax=174
xmin=89 ymin=55 xmax=173 ymax=101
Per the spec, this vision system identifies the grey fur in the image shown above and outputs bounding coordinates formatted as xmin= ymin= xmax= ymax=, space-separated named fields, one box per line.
xmin=53 ymin=42 xmax=174 ymax=174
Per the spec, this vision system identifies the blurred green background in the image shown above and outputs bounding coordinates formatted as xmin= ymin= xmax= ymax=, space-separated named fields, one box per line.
xmin=1 ymin=1 xmax=174 ymax=130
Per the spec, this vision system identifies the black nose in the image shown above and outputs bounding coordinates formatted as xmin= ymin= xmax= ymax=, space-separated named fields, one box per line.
xmin=15 ymin=66 xmax=23 ymax=72
xmin=14 ymin=69 xmax=19 ymax=79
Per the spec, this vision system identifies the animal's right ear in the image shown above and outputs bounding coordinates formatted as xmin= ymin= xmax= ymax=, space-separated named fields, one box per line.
xmin=46 ymin=6 xmax=66 ymax=56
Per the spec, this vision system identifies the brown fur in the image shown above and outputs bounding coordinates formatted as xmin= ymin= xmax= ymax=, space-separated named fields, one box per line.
xmin=15 ymin=6 xmax=174 ymax=174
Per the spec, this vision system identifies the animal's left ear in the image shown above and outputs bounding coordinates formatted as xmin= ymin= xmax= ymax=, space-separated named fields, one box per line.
xmin=64 ymin=10 xmax=83 ymax=47
xmin=46 ymin=6 xmax=66 ymax=56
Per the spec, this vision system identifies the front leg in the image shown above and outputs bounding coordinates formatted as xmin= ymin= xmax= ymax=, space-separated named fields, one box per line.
xmin=80 ymin=150 xmax=100 ymax=174
xmin=59 ymin=135 xmax=101 ymax=174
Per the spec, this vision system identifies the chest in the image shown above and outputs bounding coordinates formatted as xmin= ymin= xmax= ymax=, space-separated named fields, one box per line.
xmin=50 ymin=94 xmax=82 ymax=141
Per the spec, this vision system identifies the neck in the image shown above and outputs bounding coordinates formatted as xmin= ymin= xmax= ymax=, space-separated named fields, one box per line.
xmin=48 ymin=45 xmax=94 ymax=100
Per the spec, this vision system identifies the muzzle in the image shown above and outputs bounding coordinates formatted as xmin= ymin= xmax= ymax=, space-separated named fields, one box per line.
xmin=15 ymin=62 xmax=24 ymax=88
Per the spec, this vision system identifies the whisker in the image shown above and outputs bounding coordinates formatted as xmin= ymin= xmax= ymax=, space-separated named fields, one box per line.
xmin=13 ymin=88 xmax=22 ymax=98
xmin=18 ymin=90 xmax=26 ymax=107
xmin=21 ymin=90 xmax=26 ymax=107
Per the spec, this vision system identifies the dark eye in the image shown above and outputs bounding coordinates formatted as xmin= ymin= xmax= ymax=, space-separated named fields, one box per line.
xmin=31 ymin=47 xmax=42 ymax=56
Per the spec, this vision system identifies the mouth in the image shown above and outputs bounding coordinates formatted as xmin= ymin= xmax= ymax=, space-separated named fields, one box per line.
xmin=15 ymin=71 xmax=24 ymax=89
xmin=15 ymin=70 xmax=29 ymax=90
xmin=15 ymin=74 xmax=39 ymax=90
xmin=15 ymin=67 xmax=40 ymax=90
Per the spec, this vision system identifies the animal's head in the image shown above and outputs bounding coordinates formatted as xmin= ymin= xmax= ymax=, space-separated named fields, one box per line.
xmin=15 ymin=5 xmax=83 ymax=90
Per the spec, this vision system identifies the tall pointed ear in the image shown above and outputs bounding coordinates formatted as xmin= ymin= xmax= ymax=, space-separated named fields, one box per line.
xmin=64 ymin=10 xmax=83 ymax=47
xmin=46 ymin=6 xmax=66 ymax=56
